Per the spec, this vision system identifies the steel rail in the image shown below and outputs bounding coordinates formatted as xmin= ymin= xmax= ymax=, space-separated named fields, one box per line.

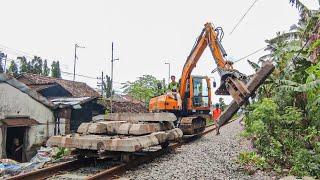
xmin=8 ymin=116 xmax=242 ymax=180
xmin=7 ymin=157 xmax=94 ymax=180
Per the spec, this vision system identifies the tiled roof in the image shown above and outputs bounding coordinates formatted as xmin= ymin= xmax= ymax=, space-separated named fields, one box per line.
xmin=17 ymin=73 xmax=100 ymax=98
xmin=0 ymin=73 xmax=54 ymax=108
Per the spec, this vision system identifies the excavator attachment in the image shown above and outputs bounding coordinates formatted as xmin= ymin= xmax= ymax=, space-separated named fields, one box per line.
xmin=218 ymin=61 xmax=275 ymax=126
xmin=215 ymin=69 xmax=251 ymax=106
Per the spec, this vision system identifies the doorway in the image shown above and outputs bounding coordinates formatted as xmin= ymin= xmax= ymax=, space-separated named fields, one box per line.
xmin=6 ymin=127 xmax=26 ymax=162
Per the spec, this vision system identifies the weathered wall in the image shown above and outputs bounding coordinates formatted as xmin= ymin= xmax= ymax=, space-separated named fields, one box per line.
xmin=0 ymin=83 xmax=67 ymax=160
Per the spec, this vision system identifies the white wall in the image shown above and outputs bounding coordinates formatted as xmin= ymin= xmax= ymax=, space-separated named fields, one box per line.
xmin=0 ymin=83 xmax=66 ymax=159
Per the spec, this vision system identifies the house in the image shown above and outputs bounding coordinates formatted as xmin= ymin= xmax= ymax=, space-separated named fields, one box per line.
xmin=16 ymin=73 xmax=103 ymax=131
xmin=0 ymin=73 xmax=103 ymax=162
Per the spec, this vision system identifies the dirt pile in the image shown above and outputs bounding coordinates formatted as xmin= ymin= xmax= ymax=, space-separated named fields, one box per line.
xmin=98 ymin=99 xmax=148 ymax=113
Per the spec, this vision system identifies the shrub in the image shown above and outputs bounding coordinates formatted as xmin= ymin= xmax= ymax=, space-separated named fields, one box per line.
xmin=241 ymin=98 xmax=319 ymax=178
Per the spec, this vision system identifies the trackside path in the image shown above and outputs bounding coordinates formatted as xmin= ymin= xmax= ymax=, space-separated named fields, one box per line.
xmin=122 ymin=118 xmax=272 ymax=180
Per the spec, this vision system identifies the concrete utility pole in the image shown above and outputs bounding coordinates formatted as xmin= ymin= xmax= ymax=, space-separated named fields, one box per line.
xmin=101 ymin=71 xmax=104 ymax=96
xmin=110 ymin=42 xmax=119 ymax=113
xmin=97 ymin=71 xmax=105 ymax=97
xmin=165 ymin=62 xmax=171 ymax=84
xmin=73 ymin=44 xmax=85 ymax=82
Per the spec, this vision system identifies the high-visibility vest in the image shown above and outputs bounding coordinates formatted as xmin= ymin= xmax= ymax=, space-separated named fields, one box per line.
xmin=213 ymin=108 xmax=221 ymax=121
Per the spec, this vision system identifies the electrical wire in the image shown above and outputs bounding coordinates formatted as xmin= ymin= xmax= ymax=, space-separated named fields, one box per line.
xmin=233 ymin=46 xmax=267 ymax=63
xmin=229 ymin=0 xmax=259 ymax=35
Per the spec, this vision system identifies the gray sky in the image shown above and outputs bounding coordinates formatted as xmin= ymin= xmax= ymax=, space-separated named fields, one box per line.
xmin=0 ymin=0 xmax=318 ymax=102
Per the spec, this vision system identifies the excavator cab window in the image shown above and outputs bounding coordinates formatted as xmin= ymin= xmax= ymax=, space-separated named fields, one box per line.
xmin=192 ymin=77 xmax=209 ymax=107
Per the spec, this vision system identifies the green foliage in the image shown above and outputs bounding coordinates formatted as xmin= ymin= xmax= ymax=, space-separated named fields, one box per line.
xmin=103 ymin=75 xmax=112 ymax=98
xmin=244 ymin=5 xmax=319 ymax=176
xmin=122 ymin=75 xmax=163 ymax=105
xmin=30 ymin=56 xmax=43 ymax=74
xmin=53 ymin=147 xmax=69 ymax=160
xmin=8 ymin=60 xmax=18 ymax=76
xmin=18 ymin=56 xmax=29 ymax=73
xmin=0 ymin=52 xmax=5 ymax=73
xmin=238 ymin=151 xmax=268 ymax=174
xmin=18 ymin=56 xmax=51 ymax=77
xmin=247 ymin=60 xmax=260 ymax=72
xmin=290 ymin=149 xmax=320 ymax=177
xmin=42 ymin=59 xmax=50 ymax=76
xmin=51 ymin=61 xmax=61 ymax=78
xmin=243 ymin=98 xmax=319 ymax=177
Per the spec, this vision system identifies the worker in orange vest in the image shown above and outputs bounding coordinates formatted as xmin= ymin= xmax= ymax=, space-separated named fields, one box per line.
xmin=212 ymin=103 xmax=221 ymax=135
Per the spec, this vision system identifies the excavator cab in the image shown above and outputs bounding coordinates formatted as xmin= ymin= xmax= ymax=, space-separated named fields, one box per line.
xmin=149 ymin=75 xmax=211 ymax=114
xmin=187 ymin=76 xmax=211 ymax=112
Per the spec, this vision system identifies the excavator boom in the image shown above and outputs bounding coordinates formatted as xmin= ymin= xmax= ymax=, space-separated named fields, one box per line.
xmin=149 ymin=22 xmax=275 ymax=135
xmin=180 ymin=23 xmax=251 ymax=106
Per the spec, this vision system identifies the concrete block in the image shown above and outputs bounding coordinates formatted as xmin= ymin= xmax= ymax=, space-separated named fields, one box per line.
xmin=129 ymin=123 xmax=161 ymax=135
xmin=117 ymin=123 xmax=131 ymax=135
xmin=167 ymin=128 xmax=183 ymax=141
xmin=151 ymin=131 xmax=167 ymax=144
xmin=136 ymin=133 xmax=160 ymax=149
xmin=47 ymin=135 xmax=112 ymax=151
xmin=160 ymin=122 xmax=175 ymax=130
xmin=88 ymin=123 xmax=108 ymax=134
xmin=47 ymin=132 xmax=172 ymax=152
xmin=98 ymin=121 xmax=126 ymax=135
xmin=113 ymin=122 xmax=173 ymax=135
xmin=103 ymin=113 xmax=176 ymax=122
xmin=77 ymin=123 xmax=92 ymax=134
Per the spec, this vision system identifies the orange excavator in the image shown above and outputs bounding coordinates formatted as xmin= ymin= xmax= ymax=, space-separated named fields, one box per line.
xmin=149 ymin=22 xmax=274 ymax=135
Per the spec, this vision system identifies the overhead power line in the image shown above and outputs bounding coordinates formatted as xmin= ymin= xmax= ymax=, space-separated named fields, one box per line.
xmin=229 ymin=0 xmax=259 ymax=35
xmin=233 ymin=46 xmax=267 ymax=63
xmin=61 ymin=71 xmax=123 ymax=84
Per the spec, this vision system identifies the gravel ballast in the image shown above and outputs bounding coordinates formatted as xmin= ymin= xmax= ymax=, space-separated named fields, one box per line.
xmin=122 ymin=118 xmax=272 ymax=180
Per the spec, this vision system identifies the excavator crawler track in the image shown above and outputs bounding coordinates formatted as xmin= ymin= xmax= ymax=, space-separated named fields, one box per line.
xmin=179 ymin=116 xmax=206 ymax=135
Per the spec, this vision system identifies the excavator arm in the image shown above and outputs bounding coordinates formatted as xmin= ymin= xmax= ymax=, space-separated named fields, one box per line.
xmin=180 ymin=22 xmax=250 ymax=106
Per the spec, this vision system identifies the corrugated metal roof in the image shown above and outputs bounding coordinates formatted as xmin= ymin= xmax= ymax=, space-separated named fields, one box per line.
xmin=50 ymin=97 xmax=94 ymax=109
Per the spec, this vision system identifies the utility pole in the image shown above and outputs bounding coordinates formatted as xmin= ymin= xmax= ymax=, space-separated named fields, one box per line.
xmin=110 ymin=42 xmax=119 ymax=113
xmin=101 ymin=71 xmax=104 ymax=96
xmin=73 ymin=44 xmax=85 ymax=82
xmin=97 ymin=71 xmax=105 ymax=97
xmin=165 ymin=62 xmax=171 ymax=84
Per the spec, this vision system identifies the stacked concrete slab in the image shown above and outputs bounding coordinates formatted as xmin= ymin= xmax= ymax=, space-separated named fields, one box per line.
xmin=47 ymin=113 xmax=182 ymax=152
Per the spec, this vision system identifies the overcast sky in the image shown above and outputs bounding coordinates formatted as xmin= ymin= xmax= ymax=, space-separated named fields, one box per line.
xmin=0 ymin=0 xmax=319 ymax=103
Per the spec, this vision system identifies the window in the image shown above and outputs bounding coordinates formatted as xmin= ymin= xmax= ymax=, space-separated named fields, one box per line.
xmin=193 ymin=78 xmax=209 ymax=107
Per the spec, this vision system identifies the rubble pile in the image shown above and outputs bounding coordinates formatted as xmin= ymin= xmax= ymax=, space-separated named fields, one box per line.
xmin=98 ymin=99 xmax=148 ymax=113
xmin=0 ymin=147 xmax=74 ymax=178
xmin=110 ymin=101 xmax=148 ymax=113
xmin=47 ymin=113 xmax=182 ymax=153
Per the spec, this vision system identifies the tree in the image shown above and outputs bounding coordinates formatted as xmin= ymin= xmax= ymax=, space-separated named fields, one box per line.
xmin=242 ymin=1 xmax=320 ymax=177
xmin=51 ymin=61 xmax=61 ymax=78
xmin=8 ymin=60 xmax=18 ymax=76
xmin=18 ymin=56 xmax=29 ymax=74
xmin=103 ymin=75 xmax=112 ymax=98
xmin=31 ymin=56 xmax=43 ymax=74
xmin=122 ymin=75 xmax=163 ymax=105
xmin=0 ymin=52 xmax=5 ymax=73
xmin=42 ymin=59 xmax=50 ymax=76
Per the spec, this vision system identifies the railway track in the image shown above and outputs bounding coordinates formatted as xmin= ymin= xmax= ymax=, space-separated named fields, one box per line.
xmin=8 ymin=120 xmax=232 ymax=180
